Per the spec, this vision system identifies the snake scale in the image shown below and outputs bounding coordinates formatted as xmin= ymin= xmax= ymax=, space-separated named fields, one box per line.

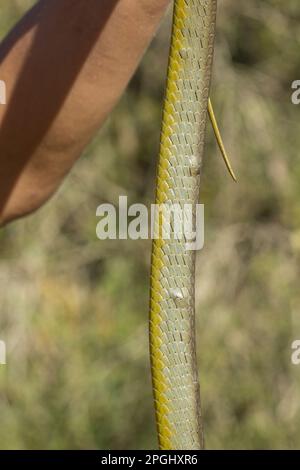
xmin=149 ymin=0 xmax=218 ymax=450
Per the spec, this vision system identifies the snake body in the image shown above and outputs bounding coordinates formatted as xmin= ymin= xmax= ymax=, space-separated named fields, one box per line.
xmin=149 ymin=0 xmax=217 ymax=450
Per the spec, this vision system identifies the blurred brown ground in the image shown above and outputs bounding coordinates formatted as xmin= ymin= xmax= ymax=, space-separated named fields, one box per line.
xmin=0 ymin=0 xmax=300 ymax=449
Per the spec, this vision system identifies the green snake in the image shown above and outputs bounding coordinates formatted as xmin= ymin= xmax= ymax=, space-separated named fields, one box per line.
xmin=149 ymin=0 xmax=235 ymax=450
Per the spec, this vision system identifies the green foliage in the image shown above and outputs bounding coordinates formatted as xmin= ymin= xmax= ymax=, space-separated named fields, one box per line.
xmin=1 ymin=0 xmax=300 ymax=449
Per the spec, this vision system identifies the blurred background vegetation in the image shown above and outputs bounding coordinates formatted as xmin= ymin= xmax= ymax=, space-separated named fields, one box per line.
xmin=0 ymin=0 xmax=300 ymax=449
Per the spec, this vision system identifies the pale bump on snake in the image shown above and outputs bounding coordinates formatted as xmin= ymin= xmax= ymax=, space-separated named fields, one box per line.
xmin=149 ymin=0 xmax=235 ymax=450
